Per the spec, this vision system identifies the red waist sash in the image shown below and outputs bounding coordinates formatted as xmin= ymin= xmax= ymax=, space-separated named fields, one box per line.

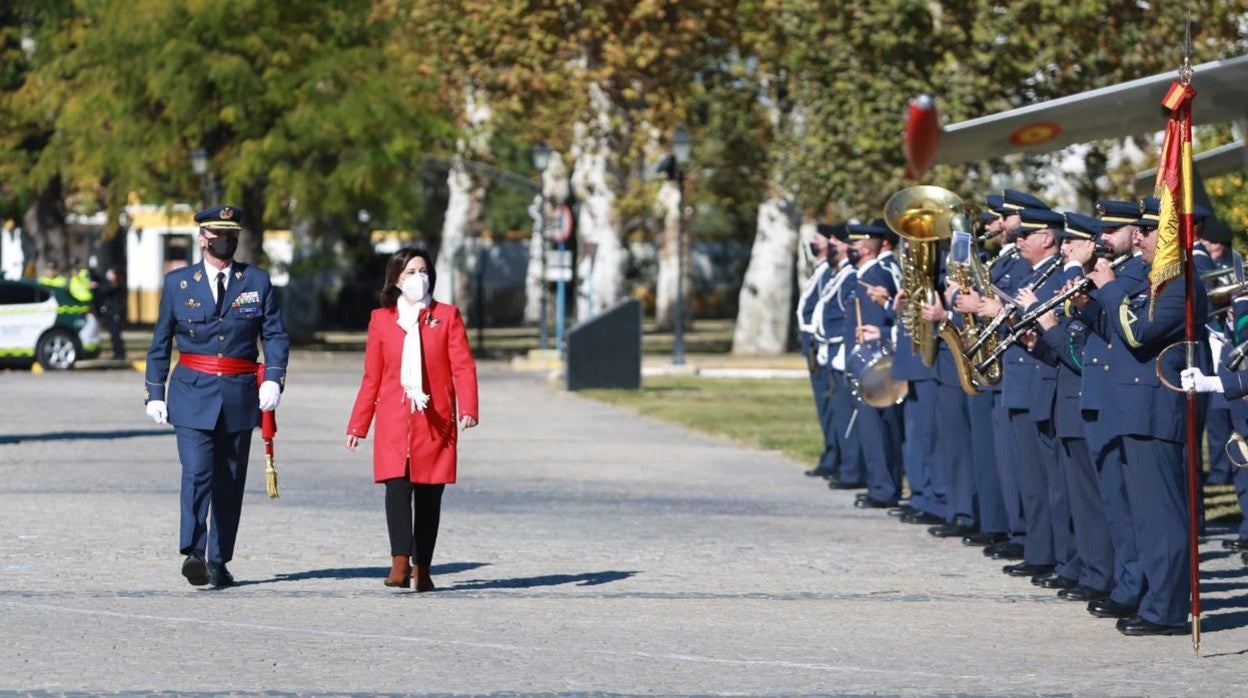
xmin=178 ymin=353 xmax=277 ymax=439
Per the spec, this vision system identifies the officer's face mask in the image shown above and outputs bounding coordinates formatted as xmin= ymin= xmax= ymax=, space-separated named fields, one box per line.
xmin=845 ymin=248 xmax=861 ymax=266
xmin=204 ymin=232 xmax=239 ymax=260
xmin=400 ymin=272 xmax=429 ymax=301
xmin=808 ymin=243 xmax=821 ymax=258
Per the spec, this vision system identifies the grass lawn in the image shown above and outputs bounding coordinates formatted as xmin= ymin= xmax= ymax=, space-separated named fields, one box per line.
xmin=581 ymin=376 xmax=1243 ymax=523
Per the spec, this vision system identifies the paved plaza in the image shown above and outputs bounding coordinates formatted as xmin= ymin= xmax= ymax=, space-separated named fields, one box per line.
xmin=2 ymin=354 xmax=1247 ymax=695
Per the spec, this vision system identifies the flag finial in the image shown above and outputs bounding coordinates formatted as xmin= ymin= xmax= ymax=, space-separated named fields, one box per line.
xmin=1180 ymin=19 xmax=1194 ymax=84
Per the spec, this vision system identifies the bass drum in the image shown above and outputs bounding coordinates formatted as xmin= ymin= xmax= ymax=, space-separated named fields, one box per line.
xmin=846 ymin=339 xmax=909 ymax=408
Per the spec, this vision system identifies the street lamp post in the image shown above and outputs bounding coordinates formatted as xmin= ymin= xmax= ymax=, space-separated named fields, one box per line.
xmin=531 ymin=142 xmax=552 ymax=351
xmin=670 ymin=126 xmax=693 ymax=366
xmin=191 ymin=148 xmax=219 ymax=207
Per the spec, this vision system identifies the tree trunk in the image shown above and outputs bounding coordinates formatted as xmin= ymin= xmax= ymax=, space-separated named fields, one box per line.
xmin=435 ymin=88 xmax=491 ymax=322
xmin=570 ymin=85 xmax=627 ymax=320
xmin=731 ymin=194 xmax=801 ymax=354
xmin=653 ymin=176 xmax=688 ymax=330
xmin=23 ymin=175 xmax=68 ymax=277
xmin=238 ymin=182 xmax=267 ymax=265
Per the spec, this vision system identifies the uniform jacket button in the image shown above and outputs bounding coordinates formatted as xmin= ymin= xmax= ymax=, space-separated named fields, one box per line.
xmin=1133 ymin=377 xmax=1139 ymax=383
xmin=218 ymin=335 xmax=225 ymax=341
xmin=217 ymin=353 xmax=224 ymax=358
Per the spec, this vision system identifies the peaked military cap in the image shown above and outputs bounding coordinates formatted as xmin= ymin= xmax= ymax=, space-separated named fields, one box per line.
xmin=1203 ymin=223 xmax=1232 ymax=244
xmin=1193 ymin=204 xmax=1213 ymax=223
xmin=1061 ymin=212 xmax=1102 ymax=241
xmin=815 ymin=223 xmax=836 ymax=239
xmin=194 ymin=204 xmax=244 ymax=230
xmin=1016 ymin=207 xmax=1064 ymax=234
xmin=1002 ymin=189 xmax=1050 ymax=211
xmin=872 ymin=218 xmax=899 ymax=245
xmin=985 ymin=193 xmax=1007 ymax=216
xmin=828 ymin=223 xmax=849 ymax=242
xmin=979 ymin=211 xmax=1000 ymax=225
xmin=1131 ymin=196 xmax=1161 ymax=229
xmin=846 ymin=221 xmax=891 ymax=240
xmin=1095 ymin=199 xmax=1141 ymax=226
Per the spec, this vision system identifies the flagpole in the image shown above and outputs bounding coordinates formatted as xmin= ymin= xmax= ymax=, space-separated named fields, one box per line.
xmin=1178 ymin=27 xmax=1201 ymax=655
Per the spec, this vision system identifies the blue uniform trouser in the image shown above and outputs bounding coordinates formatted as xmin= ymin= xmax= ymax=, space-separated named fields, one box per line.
xmin=969 ymin=391 xmax=1007 ymax=534
xmin=903 ymin=379 xmax=939 ymax=516
xmin=993 ymin=394 xmax=1027 ymax=544
xmin=812 ymin=362 xmax=839 ymax=472
xmin=1010 ymin=409 xmax=1053 ymax=565
xmin=1060 ymin=436 xmax=1113 ymax=591
xmin=176 ymin=424 xmax=252 ymax=564
xmin=859 ymin=402 xmax=902 ymax=503
xmin=1121 ymin=435 xmax=1190 ymax=627
xmin=934 ymin=380 xmax=975 ymax=526
xmin=1206 ymin=403 xmax=1234 ymax=486
xmin=1039 ymin=421 xmax=1077 ymax=580
xmin=831 ymin=370 xmax=864 ymax=485
xmin=1236 ymin=465 xmax=1248 ymax=541
xmin=1086 ymin=421 xmax=1144 ymax=607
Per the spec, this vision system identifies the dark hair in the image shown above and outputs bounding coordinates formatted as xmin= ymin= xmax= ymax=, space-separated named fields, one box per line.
xmin=380 ymin=246 xmax=437 ymax=307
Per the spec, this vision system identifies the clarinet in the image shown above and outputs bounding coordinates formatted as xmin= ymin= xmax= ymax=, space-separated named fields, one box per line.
xmin=974 ymin=254 xmax=1130 ymax=375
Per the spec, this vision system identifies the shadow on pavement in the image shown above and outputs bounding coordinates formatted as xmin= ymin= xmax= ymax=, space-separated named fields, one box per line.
xmin=1202 ymin=608 xmax=1248 ymax=633
xmin=0 ymin=428 xmax=171 ymax=445
xmin=444 ymin=570 xmax=637 ymax=592
xmin=235 ymin=562 xmax=490 ymax=586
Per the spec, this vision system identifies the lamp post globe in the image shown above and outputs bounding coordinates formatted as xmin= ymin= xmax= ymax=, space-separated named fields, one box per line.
xmin=531 ymin=142 xmax=552 ymax=173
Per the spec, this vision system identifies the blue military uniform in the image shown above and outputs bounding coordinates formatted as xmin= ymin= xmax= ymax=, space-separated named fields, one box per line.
xmin=813 ymin=235 xmax=862 ymax=487
xmin=797 ymin=237 xmax=835 ymax=477
xmin=1031 ymin=212 xmax=1114 ymax=597
xmin=145 ymin=204 xmax=290 ymax=585
xmin=1194 ymin=207 xmax=1241 ymax=487
xmin=844 ymin=222 xmax=903 ymax=507
xmin=1089 ymin=200 xmax=1207 ymax=633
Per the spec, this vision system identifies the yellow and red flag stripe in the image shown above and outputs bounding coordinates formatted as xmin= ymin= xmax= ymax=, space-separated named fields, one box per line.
xmin=1148 ymin=80 xmax=1196 ymax=317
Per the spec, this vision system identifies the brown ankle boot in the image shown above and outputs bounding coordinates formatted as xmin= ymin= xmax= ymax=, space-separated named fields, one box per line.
xmin=384 ymin=555 xmax=411 ymax=587
xmin=413 ymin=565 xmax=436 ymax=592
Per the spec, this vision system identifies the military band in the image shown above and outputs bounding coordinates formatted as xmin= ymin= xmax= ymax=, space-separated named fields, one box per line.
xmin=802 ymin=188 xmax=1239 ymax=637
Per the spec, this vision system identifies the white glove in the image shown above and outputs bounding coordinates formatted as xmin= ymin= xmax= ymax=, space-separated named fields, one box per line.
xmin=145 ymin=400 xmax=168 ymax=424
xmin=816 ymin=343 xmax=829 ymax=366
xmin=258 ymin=380 xmax=281 ymax=411
xmin=1180 ymin=367 xmax=1223 ymax=393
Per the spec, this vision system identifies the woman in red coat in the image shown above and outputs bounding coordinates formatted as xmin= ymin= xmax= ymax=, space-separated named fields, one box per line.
xmin=346 ymin=247 xmax=478 ymax=591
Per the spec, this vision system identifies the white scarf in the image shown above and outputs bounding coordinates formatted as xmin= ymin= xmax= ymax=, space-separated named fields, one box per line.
xmin=396 ymin=296 xmax=431 ymax=412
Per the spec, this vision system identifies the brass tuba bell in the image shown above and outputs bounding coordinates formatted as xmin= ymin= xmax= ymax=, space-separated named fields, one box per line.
xmin=883 ymin=186 xmax=966 ymax=367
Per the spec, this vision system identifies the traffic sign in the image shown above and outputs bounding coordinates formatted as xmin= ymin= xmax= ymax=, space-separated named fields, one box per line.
xmin=552 ymin=204 xmax=574 ymax=243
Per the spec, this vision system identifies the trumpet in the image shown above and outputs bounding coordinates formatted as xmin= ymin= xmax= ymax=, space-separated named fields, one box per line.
xmin=1207 ymin=279 xmax=1248 ymax=308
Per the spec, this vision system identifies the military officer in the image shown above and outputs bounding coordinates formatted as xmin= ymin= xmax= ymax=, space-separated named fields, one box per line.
xmin=1081 ymin=198 xmax=1206 ymax=635
xmin=144 ymin=204 xmax=290 ymax=588
xmin=1193 ymin=208 xmax=1241 ymax=489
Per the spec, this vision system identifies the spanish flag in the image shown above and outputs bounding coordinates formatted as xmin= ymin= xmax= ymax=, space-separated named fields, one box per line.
xmin=1149 ymin=80 xmax=1196 ymax=317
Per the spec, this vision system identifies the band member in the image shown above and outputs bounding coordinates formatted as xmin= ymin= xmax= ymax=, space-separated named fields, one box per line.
xmin=144 ymin=204 xmax=290 ymax=588
xmin=799 ymin=224 xmax=836 ymax=478
xmin=1028 ymin=212 xmax=1114 ymax=601
xmin=813 ymin=224 xmax=864 ymax=489
xmin=1078 ymin=197 xmax=1207 ymax=635
xmin=844 ymin=221 xmax=903 ymax=508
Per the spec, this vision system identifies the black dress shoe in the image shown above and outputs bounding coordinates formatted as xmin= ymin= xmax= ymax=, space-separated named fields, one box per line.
xmin=830 ymin=480 xmax=866 ymax=490
xmin=1116 ymin=616 xmax=1189 ymax=636
xmin=207 ymin=561 xmax=235 ymax=588
xmin=1031 ymin=573 xmax=1077 ymax=589
xmin=1087 ymin=599 xmax=1138 ymax=619
xmin=887 ymin=505 xmax=916 ymax=518
xmin=805 ymin=466 xmax=836 ymax=478
xmin=1003 ymin=562 xmax=1053 ymax=577
xmin=181 ymin=553 xmax=209 ymax=587
xmin=854 ymin=496 xmax=898 ymax=509
xmin=928 ymin=523 xmax=976 ymax=538
xmin=962 ymin=531 xmax=1007 ymax=547
xmin=900 ymin=510 xmax=944 ymax=525
xmin=1222 ymin=538 xmax=1248 ymax=552
xmin=984 ymin=542 xmax=1025 ymax=560
xmin=1059 ymin=585 xmax=1108 ymax=602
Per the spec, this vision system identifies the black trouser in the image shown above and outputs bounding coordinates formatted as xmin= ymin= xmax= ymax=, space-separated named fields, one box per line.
xmin=385 ymin=477 xmax=445 ymax=567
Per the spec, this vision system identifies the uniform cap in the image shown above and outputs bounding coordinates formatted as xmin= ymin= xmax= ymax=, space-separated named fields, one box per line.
xmin=845 ymin=221 xmax=891 ymax=240
xmin=1002 ymin=189 xmax=1050 ymax=211
xmin=194 ymin=204 xmax=244 ymax=231
xmin=1094 ymin=199 xmax=1140 ymax=226
xmin=1130 ymin=196 xmax=1161 ymax=229
xmin=1061 ymin=212 xmax=1102 ymax=242
xmin=1016 ymin=207 xmax=1064 ymax=234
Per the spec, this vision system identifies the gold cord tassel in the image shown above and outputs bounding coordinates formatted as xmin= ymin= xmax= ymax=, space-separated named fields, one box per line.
xmin=265 ymin=452 xmax=279 ymax=499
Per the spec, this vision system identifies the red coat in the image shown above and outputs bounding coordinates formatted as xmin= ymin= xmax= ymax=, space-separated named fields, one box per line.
xmin=347 ymin=301 xmax=478 ymax=484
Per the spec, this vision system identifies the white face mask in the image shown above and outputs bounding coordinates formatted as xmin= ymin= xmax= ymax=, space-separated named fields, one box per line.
xmin=400 ymin=272 xmax=428 ymax=301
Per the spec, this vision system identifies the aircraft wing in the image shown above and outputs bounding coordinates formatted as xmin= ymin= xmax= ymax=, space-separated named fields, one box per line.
xmin=905 ymin=53 xmax=1248 ymax=177
xmin=1133 ymin=140 xmax=1248 ymax=195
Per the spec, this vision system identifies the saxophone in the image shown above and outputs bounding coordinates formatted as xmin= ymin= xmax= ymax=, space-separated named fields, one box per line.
xmin=946 ymin=231 xmax=1002 ymax=390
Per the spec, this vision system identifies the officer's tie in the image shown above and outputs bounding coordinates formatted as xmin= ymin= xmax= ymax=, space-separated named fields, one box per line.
xmin=215 ymin=271 xmax=226 ymax=317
